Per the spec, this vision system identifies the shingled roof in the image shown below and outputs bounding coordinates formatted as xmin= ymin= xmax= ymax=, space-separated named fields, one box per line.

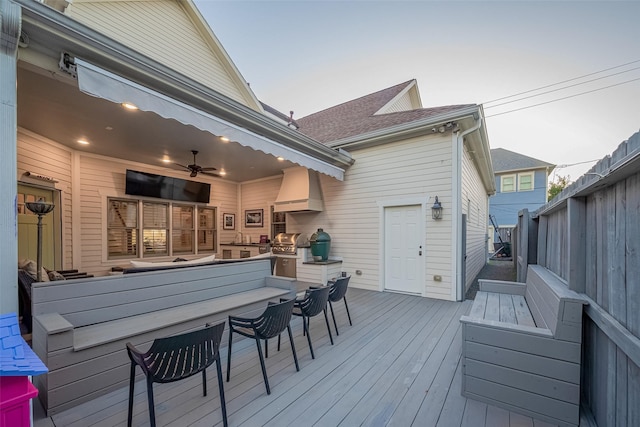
xmin=490 ymin=148 xmax=555 ymax=173
xmin=296 ymin=81 xmax=475 ymax=143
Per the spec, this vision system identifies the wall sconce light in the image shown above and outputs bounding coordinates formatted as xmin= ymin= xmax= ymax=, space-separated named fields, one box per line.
xmin=431 ymin=196 xmax=443 ymax=220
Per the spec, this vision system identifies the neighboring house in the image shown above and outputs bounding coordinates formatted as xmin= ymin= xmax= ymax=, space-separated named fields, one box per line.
xmin=1 ymin=0 xmax=494 ymax=315
xmin=488 ymin=148 xmax=555 ymax=248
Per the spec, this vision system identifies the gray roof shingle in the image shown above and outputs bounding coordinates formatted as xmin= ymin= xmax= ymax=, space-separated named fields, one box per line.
xmin=490 ymin=148 xmax=555 ymax=173
xmin=295 ymin=81 xmax=475 ymax=143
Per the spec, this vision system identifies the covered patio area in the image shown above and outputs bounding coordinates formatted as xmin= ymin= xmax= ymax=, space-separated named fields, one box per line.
xmin=32 ymin=289 xmax=589 ymax=427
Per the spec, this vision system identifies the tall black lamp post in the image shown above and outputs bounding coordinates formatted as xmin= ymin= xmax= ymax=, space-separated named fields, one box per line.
xmin=25 ymin=198 xmax=55 ymax=282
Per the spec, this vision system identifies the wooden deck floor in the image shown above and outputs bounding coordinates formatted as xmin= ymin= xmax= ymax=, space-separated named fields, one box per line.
xmin=34 ymin=289 xmax=569 ymax=427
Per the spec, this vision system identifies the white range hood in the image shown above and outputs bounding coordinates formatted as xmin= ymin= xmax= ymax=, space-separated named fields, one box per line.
xmin=274 ymin=167 xmax=324 ymax=213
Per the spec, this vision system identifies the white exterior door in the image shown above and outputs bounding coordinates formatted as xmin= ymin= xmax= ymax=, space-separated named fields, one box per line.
xmin=384 ymin=205 xmax=423 ymax=294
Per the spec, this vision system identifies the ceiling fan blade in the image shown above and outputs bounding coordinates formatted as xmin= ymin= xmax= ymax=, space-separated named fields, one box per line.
xmin=200 ymin=167 xmax=217 ymax=171
xmin=201 ymin=171 xmax=220 ymax=177
xmin=190 ymin=170 xmax=197 ymax=178
xmin=174 ymin=163 xmax=190 ymax=171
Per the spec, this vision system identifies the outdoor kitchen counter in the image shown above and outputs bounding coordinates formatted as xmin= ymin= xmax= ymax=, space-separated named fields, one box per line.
xmin=302 ymin=259 xmax=342 ymax=265
xmin=297 ymin=258 xmax=342 ymax=284
xmin=221 ymin=243 xmax=266 ymax=246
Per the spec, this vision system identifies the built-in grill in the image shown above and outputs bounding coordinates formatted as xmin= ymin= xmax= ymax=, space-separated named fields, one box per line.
xmin=271 ymin=232 xmax=307 ymax=255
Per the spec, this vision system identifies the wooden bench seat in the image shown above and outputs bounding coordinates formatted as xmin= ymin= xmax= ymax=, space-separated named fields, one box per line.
xmin=460 ymin=264 xmax=587 ymax=427
xmin=31 ymin=258 xmax=297 ymax=415
xmin=74 ymin=287 xmax=289 ymax=351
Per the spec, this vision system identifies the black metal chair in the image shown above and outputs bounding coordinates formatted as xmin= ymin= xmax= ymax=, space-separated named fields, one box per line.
xmin=327 ymin=276 xmax=352 ymax=335
xmin=227 ymin=299 xmax=299 ymax=395
xmin=17 ymin=270 xmax=35 ymax=333
xmin=281 ymin=286 xmax=333 ymax=360
xmin=126 ymin=322 xmax=228 ymax=427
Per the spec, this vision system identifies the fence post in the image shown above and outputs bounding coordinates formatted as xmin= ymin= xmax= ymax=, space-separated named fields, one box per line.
xmin=567 ymin=197 xmax=587 ymax=293
xmin=517 ymin=209 xmax=529 ymax=282
xmin=537 ymin=215 xmax=548 ymax=268
xmin=527 ymin=215 xmax=538 ymax=266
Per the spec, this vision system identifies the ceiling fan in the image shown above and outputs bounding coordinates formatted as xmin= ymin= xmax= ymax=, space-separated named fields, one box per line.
xmin=175 ymin=150 xmax=218 ymax=177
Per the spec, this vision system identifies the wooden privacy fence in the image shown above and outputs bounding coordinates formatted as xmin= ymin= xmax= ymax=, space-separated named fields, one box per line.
xmin=513 ymin=131 xmax=640 ymax=427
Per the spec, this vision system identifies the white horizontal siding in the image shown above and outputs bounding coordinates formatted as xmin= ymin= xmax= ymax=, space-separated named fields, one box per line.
xmin=66 ymin=1 xmax=251 ymax=106
xmin=17 ymin=129 xmax=73 ymax=269
xmin=239 ymin=177 xmax=282 ymax=241
xmin=286 ymin=134 xmax=456 ymax=300
xmin=461 ymin=145 xmax=490 ymax=292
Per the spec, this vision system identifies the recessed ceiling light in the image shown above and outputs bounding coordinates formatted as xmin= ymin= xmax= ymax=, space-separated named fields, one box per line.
xmin=77 ymin=139 xmax=90 ymax=145
xmin=121 ymin=102 xmax=138 ymax=110
xmin=162 ymin=157 xmax=171 ymax=164
xmin=105 ymin=126 xmax=113 ymax=131
xmin=220 ymin=136 xmax=230 ymax=142
xmin=219 ymin=170 xmax=227 ymax=176
xmin=277 ymin=156 xmax=285 ymax=161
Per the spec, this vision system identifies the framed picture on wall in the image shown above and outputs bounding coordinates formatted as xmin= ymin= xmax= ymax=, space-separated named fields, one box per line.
xmin=223 ymin=213 xmax=235 ymax=230
xmin=245 ymin=209 xmax=263 ymax=227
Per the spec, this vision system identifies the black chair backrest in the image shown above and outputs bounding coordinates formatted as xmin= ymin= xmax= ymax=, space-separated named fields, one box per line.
xmin=328 ymin=276 xmax=350 ymax=302
xmin=254 ymin=298 xmax=296 ymax=340
xmin=18 ymin=269 xmax=36 ymax=298
xmin=130 ymin=322 xmax=225 ymax=384
xmin=299 ymin=286 xmax=331 ymax=317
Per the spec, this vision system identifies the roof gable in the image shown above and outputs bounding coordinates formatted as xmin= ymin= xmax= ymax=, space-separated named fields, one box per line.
xmin=374 ymin=79 xmax=422 ymax=115
xmin=491 ymin=148 xmax=555 ymax=173
xmin=296 ymin=80 xmax=473 ymax=143
xmin=65 ymin=0 xmax=263 ymax=111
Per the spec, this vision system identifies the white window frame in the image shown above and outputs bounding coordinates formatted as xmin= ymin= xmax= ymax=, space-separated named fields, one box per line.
xmin=500 ymin=174 xmax=516 ymax=193
xmin=106 ymin=196 xmax=217 ymax=260
xmin=517 ymin=172 xmax=534 ymax=192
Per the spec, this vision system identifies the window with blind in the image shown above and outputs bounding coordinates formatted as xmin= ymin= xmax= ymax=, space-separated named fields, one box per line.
xmin=500 ymin=174 xmax=516 ymax=193
xmin=108 ymin=199 xmax=138 ymax=258
xmin=107 ymin=198 xmax=216 ymax=259
xmin=172 ymin=205 xmax=194 ymax=254
xmin=143 ymin=202 xmax=168 ymax=256
xmin=271 ymin=207 xmax=286 ymax=239
xmin=518 ymin=172 xmax=534 ymax=191
xmin=197 ymin=208 xmax=216 ymax=252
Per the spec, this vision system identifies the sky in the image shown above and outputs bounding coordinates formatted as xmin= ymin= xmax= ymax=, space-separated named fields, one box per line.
xmin=194 ymin=0 xmax=640 ymax=182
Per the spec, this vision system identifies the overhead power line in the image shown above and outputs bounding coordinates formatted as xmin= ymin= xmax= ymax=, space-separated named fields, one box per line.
xmin=483 ymin=58 xmax=640 ymax=104
xmin=485 ymin=76 xmax=640 ymax=118
xmin=484 ymin=65 xmax=640 ymax=109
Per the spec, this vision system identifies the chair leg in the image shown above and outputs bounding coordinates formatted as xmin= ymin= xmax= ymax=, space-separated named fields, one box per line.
xmin=329 ymin=301 xmax=339 ymax=336
xmin=202 ymin=368 xmax=207 ymax=396
xmin=277 ymin=333 xmax=281 ymax=351
xmin=226 ymin=328 xmax=233 ymax=382
xmin=127 ymin=363 xmax=135 ymax=427
xmin=303 ymin=315 xmax=315 ymax=359
xmin=215 ymin=353 xmax=229 ymax=427
xmin=265 ymin=338 xmax=269 ymax=359
xmin=146 ymin=377 xmax=156 ymax=427
xmin=323 ymin=308 xmax=334 ymax=345
xmin=287 ymin=324 xmax=300 ymax=371
xmin=255 ymin=337 xmax=271 ymax=394
xmin=344 ymin=297 xmax=353 ymax=325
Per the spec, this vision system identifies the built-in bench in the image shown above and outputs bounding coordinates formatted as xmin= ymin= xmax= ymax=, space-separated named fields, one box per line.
xmin=459 ymin=264 xmax=587 ymax=427
xmin=31 ymin=257 xmax=297 ymax=415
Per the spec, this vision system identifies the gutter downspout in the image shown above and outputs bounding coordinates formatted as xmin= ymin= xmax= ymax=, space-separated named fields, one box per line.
xmin=453 ymin=116 xmax=483 ymax=301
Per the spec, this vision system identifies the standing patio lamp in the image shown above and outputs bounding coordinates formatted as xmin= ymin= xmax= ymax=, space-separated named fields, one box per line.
xmin=431 ymin=196 xmax=443 ymax=220
xmin=25 ymin=198 xmax=55 ymax=282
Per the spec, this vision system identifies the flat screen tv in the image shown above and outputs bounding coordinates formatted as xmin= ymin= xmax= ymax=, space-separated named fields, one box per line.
xmin=125 ymin=170 xmax=211 ymax=203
